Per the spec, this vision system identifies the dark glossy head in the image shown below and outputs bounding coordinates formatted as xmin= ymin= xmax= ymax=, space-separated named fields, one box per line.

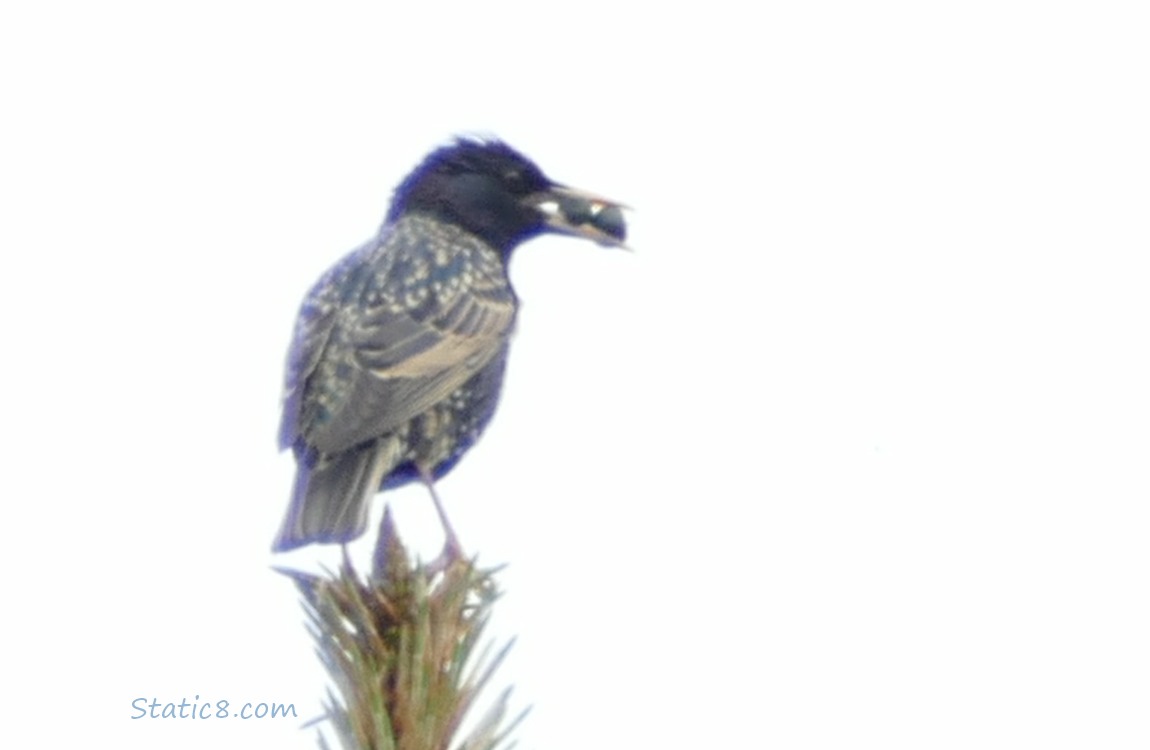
xmin=387 ymin=138 xmax=626 ymax=252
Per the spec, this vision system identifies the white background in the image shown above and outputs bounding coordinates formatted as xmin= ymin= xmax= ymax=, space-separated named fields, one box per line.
xmin=2 ymin=1 xmax=1148 ymax=748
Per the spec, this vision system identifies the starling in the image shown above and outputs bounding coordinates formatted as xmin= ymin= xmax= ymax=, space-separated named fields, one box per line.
xmin=273 ymin=138 xmax=627 ymax=552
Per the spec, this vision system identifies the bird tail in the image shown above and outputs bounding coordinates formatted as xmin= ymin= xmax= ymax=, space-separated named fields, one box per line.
xmin=272 ymin=438 xmax=402 ymax=552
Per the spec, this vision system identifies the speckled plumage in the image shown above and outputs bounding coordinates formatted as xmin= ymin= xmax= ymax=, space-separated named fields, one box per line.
xmin=274 ymin=139 xmax=626 ymax=552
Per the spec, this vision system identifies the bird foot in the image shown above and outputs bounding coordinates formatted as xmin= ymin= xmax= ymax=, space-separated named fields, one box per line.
xmin=419 ymin=467 xmax=466 ymax=577
xmin=423 ymin=535 xmax=466 ymax=578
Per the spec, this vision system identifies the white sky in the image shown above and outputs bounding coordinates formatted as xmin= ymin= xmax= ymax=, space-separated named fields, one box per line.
xmin=3 ymin=1 xmax=1149 ymax=748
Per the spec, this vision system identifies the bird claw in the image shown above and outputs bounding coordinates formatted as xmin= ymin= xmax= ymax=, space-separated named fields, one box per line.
xmin=419 ymin=467 xmax=467 ymax=577
xmin=423 ymin=535 xmax=465 ymax=578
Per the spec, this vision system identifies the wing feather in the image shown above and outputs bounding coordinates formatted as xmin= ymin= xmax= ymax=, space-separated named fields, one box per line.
xmin=283 ymin=219 xmax=516 ymax=455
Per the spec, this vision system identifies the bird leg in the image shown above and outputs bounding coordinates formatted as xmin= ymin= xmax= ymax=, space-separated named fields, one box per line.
xmin=419 ymin=466 xmax=464 ymax=574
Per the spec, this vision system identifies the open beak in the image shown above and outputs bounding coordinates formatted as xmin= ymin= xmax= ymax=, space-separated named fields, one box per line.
xmin=526 ymin=185 xmax=629 ymax=248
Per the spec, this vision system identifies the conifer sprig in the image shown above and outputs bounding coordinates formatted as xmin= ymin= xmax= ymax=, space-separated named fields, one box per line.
xmin=282 ymin=509 xmax=526 ymax=750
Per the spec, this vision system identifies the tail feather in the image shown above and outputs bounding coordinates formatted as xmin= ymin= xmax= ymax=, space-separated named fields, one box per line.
xmin=273 ymin=438 xmax=401 ymax=552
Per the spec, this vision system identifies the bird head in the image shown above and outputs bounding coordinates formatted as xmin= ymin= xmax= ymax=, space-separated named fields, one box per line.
xmin=387 ymin=138 xmax=627 ymax=253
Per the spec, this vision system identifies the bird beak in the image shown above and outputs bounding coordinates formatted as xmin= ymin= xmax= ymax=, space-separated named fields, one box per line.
xmin=526 ymin=186 xmax=629 ymax=248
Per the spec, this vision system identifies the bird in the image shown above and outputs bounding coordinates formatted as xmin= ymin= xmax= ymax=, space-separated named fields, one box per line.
xmin=273 ymin=138 xmax=627 ymax=553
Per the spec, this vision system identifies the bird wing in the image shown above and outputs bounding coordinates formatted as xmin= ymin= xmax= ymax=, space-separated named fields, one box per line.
xmin=348 ymin=276 xmax=515 ymax=422
xmin=277 ymin=258 xmax=346 ymax=452
xmin=281 ymin=230 xmax=516 ymax=456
